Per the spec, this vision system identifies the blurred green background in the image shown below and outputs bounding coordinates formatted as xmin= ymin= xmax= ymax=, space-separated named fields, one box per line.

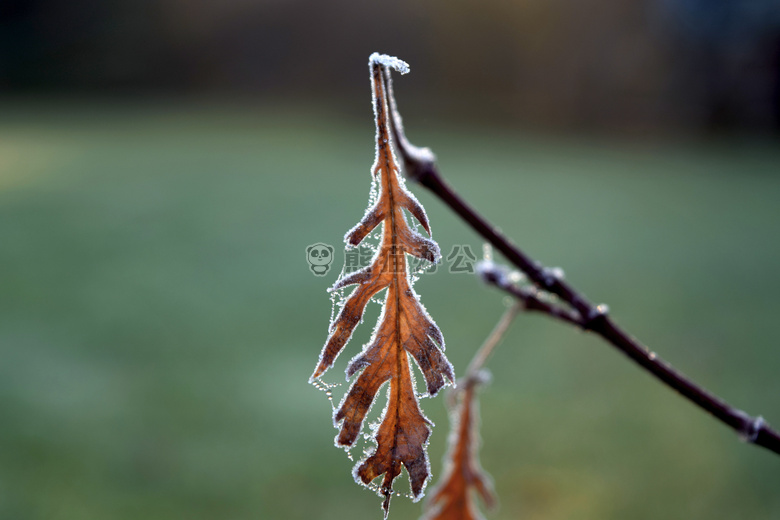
xmin=2 ymin=1 xmax=780 ymax=519
xmin=1 ymin=101 xmax=779 ymax=520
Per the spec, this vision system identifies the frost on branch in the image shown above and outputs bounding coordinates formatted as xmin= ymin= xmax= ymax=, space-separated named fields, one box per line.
xmin=310 ymin=54 xmax=454 ymax=517
xmin=422 ymin=379 xmax=496 ymax=520
xmin=369 ymin=52 xmax=410 ymax=75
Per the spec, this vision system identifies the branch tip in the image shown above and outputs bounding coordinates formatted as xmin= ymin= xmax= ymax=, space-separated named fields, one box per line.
xmin=369 ymin=53 xmax=409 ymax=75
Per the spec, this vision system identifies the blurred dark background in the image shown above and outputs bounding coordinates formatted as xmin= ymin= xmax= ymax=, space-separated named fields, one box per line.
xmin=1 ymin=2 xmax=780 ymax=520
xmin=2 ymin=0 xmax=780 ymax=134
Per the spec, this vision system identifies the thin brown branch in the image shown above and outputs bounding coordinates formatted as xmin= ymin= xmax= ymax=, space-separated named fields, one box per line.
xmin=379 ymin=63 xmax=780 ymax=457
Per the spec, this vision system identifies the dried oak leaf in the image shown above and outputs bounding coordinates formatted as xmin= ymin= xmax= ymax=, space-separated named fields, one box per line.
xmin=422 ymin=380 xmax=496 ymax=520
xmin=310 ymin=53 xmax=454 ymax=517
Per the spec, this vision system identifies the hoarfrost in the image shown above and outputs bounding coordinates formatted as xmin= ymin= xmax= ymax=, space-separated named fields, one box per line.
xmin=507 ymin=270 xmax=525 ymax=284
xmin=311 ymin=377 xmax=343 ymax=412
xmin=542 ymin=266 xmax=565 ymax=285
xmin=482 ymin=243 xmax=493 ymax=262
xmin=369 ymin=53 xmax=410 ymax=75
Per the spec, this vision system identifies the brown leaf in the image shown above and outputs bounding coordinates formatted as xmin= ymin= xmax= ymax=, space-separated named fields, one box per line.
xmin=311 ymin=54 xmax=454 ymax=517
xmin=422 ymin=381 xmax=496 ymax=520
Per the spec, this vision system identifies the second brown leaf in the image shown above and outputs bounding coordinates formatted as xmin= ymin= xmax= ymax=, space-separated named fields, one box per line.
xmin=421 ymin=378 xmax=496 ymax=520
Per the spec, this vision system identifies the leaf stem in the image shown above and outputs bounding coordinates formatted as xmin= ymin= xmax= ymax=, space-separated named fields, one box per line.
xmin=463 ymin=302 xmax=521 ymax=388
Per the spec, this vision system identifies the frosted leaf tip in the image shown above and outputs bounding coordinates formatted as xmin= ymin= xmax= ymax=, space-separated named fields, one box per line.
xmin=369 ymin=53 xmax=410 ymax=75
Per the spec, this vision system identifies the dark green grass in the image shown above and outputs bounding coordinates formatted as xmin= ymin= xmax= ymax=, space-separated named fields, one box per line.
xmin=0 ymin=101 xmax=779 ymax=519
